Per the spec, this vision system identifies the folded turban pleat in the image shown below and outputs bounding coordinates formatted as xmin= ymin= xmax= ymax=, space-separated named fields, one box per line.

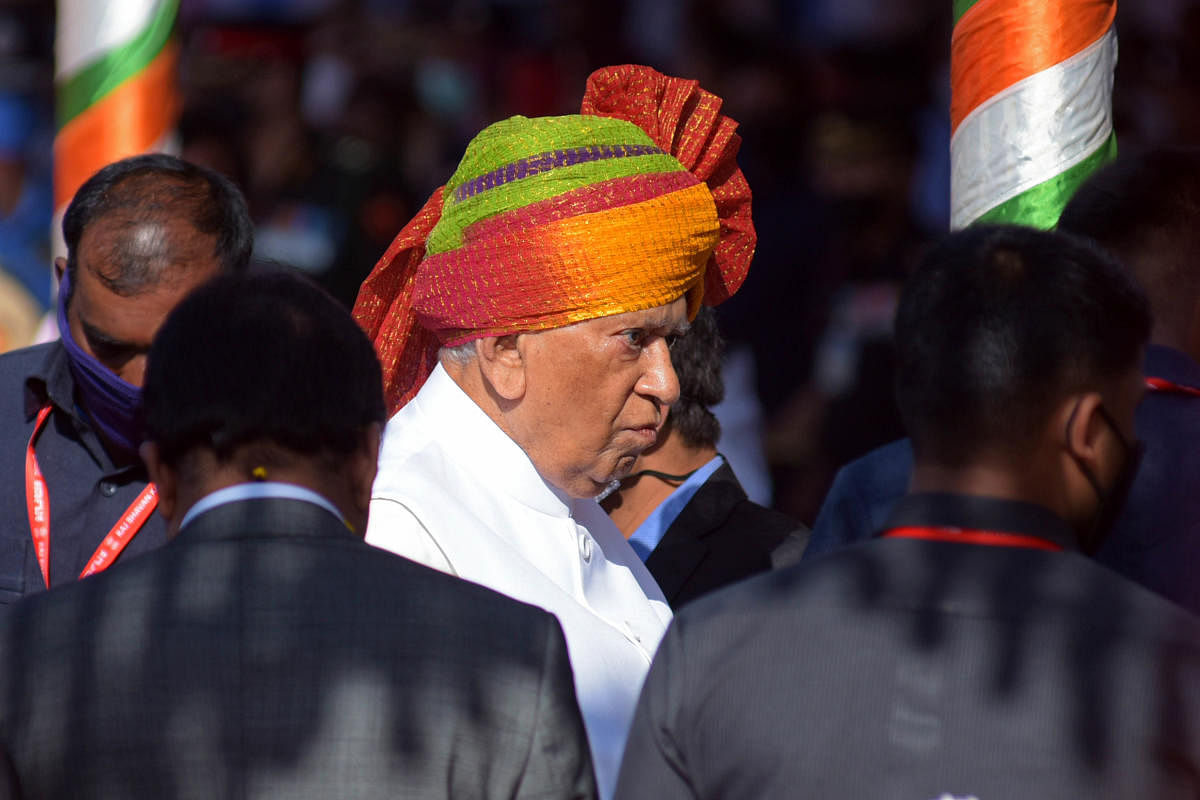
xmin=581 ymin=65 xmax=755 ymax=306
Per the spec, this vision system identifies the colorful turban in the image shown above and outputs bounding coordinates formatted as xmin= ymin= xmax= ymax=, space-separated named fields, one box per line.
xmin=354 ymin=64 xmax=755 ymax=412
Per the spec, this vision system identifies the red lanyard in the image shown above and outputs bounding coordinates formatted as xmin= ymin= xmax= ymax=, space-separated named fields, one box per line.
xmin=1145 ymin=376 xmax=1200 ymax=398
xmin=25 ymin=405 xmax=158 ymax=588
xmin=882 ymin=525 xmax=1063 ymax=552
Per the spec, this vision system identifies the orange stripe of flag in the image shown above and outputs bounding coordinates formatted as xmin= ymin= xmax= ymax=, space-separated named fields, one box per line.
xmin=950 ymin=0 xmax=1115 ymax=135
xmin=53 ymin=42 xmax=179 ymax=209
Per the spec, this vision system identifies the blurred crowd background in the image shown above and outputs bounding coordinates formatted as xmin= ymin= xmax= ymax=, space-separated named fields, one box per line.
xmin=2 ymin=0 xmax=1199 ymax=524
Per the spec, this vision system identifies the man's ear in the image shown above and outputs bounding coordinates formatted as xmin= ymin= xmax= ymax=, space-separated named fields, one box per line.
xmin=349 ymin=422 xmax=382 ymax=530
xmin=139 ymin=441 xmax=179 ymax=533
xmin=475 ymin=334 xmax=528 ymax=401
xmin=1060 ymin=391 xmax=1106 ymax=467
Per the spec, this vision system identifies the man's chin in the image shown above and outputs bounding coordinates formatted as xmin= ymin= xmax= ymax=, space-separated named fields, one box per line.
xmin=607 ymin=452 xmax=643 ymax=483
xmin=575 ymin=454 xmax=642 ymax=499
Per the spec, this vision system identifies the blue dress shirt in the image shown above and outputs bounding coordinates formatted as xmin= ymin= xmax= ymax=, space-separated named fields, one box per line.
xmin=628 ymin=455 xmax=724 ymax=561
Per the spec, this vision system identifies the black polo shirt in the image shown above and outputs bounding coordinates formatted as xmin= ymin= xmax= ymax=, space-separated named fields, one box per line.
xmin=0 ymin=341 xmax=165 ymax=604
xmin=881 ymin=491 xmax=1078 ymax=551
xmin=807 ymin=344 xmax=1200 ymax=615
xmin=618 ymin=491 xmax=1200 ymax=799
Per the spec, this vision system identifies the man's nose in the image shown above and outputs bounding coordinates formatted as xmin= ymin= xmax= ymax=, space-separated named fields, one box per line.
xmin=638 ymin=340 xmax=681 ymax=407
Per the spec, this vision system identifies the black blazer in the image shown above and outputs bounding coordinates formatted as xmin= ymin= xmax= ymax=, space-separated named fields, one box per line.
xmin=644 ymin=462 xmax=809 ymax=609
xmin=0 ymin=497 xmax=596 ymax=800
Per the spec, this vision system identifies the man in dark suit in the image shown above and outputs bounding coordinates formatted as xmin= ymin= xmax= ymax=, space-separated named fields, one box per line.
xmin=602 ymin=307 xmax=808 ymax=609
xmin=616 ymin=225 xmax=1200 ymax=799
xmin=805 ymin=150 xmax=1200 ymax=617
xmin=0 ymin=272 xmax=596 ymax=799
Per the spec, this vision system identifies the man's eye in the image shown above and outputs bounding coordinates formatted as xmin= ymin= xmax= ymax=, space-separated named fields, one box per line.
xmin=622 ymin=330 xmax=647 ymax=348
xmin=87 ymin=337 xmax=133 ymax=362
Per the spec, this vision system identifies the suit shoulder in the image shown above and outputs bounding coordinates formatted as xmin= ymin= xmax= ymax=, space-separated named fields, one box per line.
xmin=1068 ymin=555 xmax=1200 ymax=647
xmin=348 ymin=538 xmax=563 ymax=631
xmin=727 ymin=498 xmax=808 ymax=540
xmin=668 ymin=544 xmax=850 ymax=627
xmin=836 ymin=437 xmax=914 ymax=487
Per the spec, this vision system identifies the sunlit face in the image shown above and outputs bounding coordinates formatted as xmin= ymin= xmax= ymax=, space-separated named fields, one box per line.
xmin=512 ymin=297 xmax=690 ymax=498
xmin=65 ymin=217 xmax=222 ymax=387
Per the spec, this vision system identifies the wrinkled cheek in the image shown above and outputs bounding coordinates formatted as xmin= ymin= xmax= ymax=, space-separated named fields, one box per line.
xmin=607 ymin=453 xmax=640 ymax=481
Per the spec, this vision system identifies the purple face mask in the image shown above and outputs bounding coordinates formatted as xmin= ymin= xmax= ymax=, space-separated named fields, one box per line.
xmin=56 ymin=269 xmax=145 ymax=457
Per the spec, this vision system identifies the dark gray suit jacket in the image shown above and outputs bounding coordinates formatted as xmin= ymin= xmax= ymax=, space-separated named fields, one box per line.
xmin=618 ymin=494 xmax=1200 ymax=799
xmin=0 ymin=497 xmax=596 ymax=800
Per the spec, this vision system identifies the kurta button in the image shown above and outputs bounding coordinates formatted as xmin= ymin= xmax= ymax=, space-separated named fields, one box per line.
xmin=579 ymin=533 xmax=593 ymax=562
xmin=99 ymin=481 xmax=117 ymax=497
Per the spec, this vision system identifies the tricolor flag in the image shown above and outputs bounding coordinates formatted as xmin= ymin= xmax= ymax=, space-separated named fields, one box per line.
xmin=54 ymin=0 xmax=180 ymax=232
xmin=950 ymin=0 xmax=1117 ymax=230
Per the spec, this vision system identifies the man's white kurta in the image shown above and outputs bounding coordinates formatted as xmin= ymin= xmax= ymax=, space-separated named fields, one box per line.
xmin=367 ymin=364 xmax=672 ymax=798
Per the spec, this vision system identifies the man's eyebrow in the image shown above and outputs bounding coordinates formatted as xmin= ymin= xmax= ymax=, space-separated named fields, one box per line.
xmin=638 ymin=313 xmax=689 ymax=334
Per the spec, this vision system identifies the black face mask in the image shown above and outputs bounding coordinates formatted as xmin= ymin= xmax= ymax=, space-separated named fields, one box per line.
xmin=1067 ymin=402 xmax=1144 ymax=555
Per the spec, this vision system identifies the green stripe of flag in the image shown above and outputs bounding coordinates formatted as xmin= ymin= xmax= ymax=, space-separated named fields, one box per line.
xmin=56 ymin=0 xmax=178 ymax=130
xmin=972 ymin=132 xmax=1117 ymax=230
xmin=953 ymin=0 xmax=983 ymax=25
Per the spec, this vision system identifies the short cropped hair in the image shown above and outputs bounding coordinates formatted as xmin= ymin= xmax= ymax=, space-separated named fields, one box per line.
xmin=1058 ymin=148 xmax=1200 ymax=342
xmin=63 ymin=153 xmax=253 ymax=295
xmin=669 ymin=306 xmax=725 ymax=449
xmin=144 ymin=271 xmax=386 ymax=467
xmin=894 ymin=225 xmax=1151 ymax=466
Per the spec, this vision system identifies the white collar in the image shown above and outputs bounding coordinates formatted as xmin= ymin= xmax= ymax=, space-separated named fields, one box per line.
xmin=410 ymin=364 xmax=577 ymax=518
xmin=179 ymin=481 xmax=346 ymax=531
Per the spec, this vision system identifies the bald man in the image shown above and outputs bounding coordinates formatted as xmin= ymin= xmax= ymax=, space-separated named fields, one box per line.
xmin=0 ymin=154 xmax=252 ymax=605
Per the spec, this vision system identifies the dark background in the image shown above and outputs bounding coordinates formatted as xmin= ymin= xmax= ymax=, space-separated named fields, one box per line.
xmin=3 ymin=0 xmax=1198 ymax=522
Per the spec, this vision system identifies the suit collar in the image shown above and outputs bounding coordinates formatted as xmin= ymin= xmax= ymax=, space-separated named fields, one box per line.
xmin=180 ymin=482 xmax=346 ymax=532
xmin=175 ymin=496 xmax=358 ymax=545
xmin=643 ymin=461 xmax=744 ymax=601
xmin=660 ymin=461 xmax=745 ymax=543
xmin=628 ymin=455 xmax=724 ymax=559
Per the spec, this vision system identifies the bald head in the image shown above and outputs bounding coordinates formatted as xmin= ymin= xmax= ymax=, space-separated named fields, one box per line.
xmin=63 ymin=153 xmax=253 ymax=297
xmin=81 ymin=215 xmax=221 ymax=298
xmin=57 ymin=154 xmax=254 ymax=389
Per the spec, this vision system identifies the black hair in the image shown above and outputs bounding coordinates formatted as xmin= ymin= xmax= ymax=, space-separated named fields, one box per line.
xmin=670 ymin=306 xmax=725 ymax=449
xmin=1058 ymin=147 xmax=1200 ymax=342
xmin=143 ymin=270 xmax=386 ymax=467
xmin=894 ymin=224 xmax=1151 ymax=466
xmin=62 ymin=153 xmax=253 ymax=295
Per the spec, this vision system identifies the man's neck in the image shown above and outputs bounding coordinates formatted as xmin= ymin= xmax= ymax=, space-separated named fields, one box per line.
xmin=909 ymin=456 xmax=1069 ymax=521
xmin=168 ymin=459 xmax=363 ymax=539
xmin=603 ymin=434 xmax=717 ymax=536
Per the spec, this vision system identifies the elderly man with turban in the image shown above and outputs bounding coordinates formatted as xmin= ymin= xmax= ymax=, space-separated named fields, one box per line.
xmin=353 ymin=65 xmax=754 ymax=797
